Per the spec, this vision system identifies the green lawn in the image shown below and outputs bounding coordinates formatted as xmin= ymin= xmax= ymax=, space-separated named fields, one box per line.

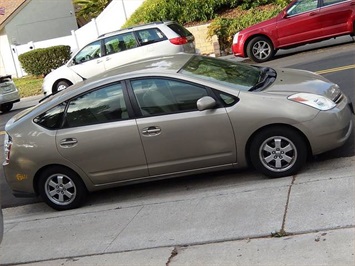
xmin=13 ymin=76 xmax=43 ymax=98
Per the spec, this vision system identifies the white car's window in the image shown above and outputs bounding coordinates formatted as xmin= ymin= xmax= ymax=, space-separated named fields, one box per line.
xmin=104 ymin=32 xmax=138 ymax=55
xmin=131 ymin=78 xmax=208 ymax=116
xmin=287 ymin=0 xmax=319 ymax=15
xmin=64 ymin=83 xmax=128 ymax=128
xmin=73 ymin=40 xmax=102 ymax=64
xmin=135 ymin=28 xmax=167 ymax=46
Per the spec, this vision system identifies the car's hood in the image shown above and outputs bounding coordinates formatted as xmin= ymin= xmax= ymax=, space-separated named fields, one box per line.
xmin=240 ymin=16 xmax=278 ymax=34
xmin=265 ymin=68 xmax=340 ymax=99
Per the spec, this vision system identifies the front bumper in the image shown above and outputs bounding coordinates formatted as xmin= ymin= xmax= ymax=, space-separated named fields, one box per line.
xmin=303 ymin=99 xmax=354 ymax=155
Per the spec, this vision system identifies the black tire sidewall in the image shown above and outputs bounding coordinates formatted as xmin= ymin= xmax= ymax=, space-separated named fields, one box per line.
xmin=55 ymin=81 xmax=70 ymax=92
xmin=247 ymin=36 xmax=274 ymax=63
xmin=250 ymin=127 xmax=307 ymax=178
xmin=38 ymin=166 xmax=87 ymax=211
xmin=0 ymin=103 xmax=13 ymax=113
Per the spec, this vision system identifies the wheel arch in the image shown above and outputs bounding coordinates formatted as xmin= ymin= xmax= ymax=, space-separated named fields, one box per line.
xmin=244 ymin=34 xmax=275 ymax=58
xmin=33 ymin=164 xmax=88 ymax=196
xmin=52 ymin=79 xmax=73 ymax=94
xmin=244 ymin=123 xmax=312 ymax=167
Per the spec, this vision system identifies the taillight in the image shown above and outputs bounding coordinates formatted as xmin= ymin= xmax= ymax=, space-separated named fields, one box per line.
xmin=4 ymin=134 xmax=12 ymax=164
xmin=169 ymin=37 xmax=188 ymax=45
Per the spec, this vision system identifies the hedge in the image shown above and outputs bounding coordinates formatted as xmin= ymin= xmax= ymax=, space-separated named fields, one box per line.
xmin=18 ymin=45 xmax=71 ymax=77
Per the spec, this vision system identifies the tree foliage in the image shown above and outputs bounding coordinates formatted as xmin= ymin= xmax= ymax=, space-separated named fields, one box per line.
xmin=74 ymin=0 xmax=112 ymax=19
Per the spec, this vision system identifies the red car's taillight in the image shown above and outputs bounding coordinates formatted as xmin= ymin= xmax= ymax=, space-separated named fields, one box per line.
xmin=169 ymin=37 xmax=188 ymax=45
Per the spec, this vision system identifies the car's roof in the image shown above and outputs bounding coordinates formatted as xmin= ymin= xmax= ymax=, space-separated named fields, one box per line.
xmin=99 ymin=21 xmax=176 ymax=38
xmin=91 ymin=53 xmax=194 ymax=81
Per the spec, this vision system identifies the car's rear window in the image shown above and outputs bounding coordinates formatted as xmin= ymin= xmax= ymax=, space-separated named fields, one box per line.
xmin=135 ymin=28 xmax=167 ymax=45
xmin=167 ymin=23 xmax=193 ymax=37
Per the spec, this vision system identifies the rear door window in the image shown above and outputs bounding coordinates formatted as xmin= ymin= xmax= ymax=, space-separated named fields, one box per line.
xmin=104 ymin=32 xmax=138 ymax=55
xmin=64 ymin=83 xmax=128 ymax=128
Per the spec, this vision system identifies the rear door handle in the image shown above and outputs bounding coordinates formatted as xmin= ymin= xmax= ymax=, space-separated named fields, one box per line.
xmin=60 ymin=138 xmax=78 ymax=148
xmin=142 ymin=126 xmax=161 ymax=136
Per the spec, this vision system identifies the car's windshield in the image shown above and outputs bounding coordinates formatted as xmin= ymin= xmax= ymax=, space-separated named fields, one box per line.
xmin=179 ymin=55 xmax=261 ymax=91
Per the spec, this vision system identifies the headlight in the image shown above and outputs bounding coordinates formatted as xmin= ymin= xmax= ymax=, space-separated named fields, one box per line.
xmin=288 ymin=93 xmax=336 ymax=111
xmin=233 ymin=32 xmax=239 ymax=44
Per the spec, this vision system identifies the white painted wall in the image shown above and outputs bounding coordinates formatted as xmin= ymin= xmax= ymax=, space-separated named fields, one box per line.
xmin=74 ymin=0 xmax=145 ymax=48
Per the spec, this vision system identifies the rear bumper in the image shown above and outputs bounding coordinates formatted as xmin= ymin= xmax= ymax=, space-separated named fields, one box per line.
xmin=0 ymin=91 xmax=20 ymax=105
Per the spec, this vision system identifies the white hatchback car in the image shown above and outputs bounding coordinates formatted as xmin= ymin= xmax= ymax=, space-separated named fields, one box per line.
xmin=42 ymin=21 xmax=196 ymax=95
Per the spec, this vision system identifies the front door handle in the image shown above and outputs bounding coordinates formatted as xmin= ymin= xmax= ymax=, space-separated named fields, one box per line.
xmin=142 ymin=126 xmax=161 ymax=136
xmin=60 ymin=138 xmax=78 ymax=148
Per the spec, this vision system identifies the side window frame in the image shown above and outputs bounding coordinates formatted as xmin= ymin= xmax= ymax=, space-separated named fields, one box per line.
xmin=286 ymin=0 xmax=320 ymax=16
xmin=125 ymin=77 xmax=224 ymax=118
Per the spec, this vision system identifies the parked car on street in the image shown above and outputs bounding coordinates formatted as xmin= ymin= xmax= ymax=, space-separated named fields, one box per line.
xmin=42 ymin=21 xmax=196 ymax=95
xmin=4 ymin=54 xmax=354 ymax=210
xmin=232 ymin=0 xmax=355 ymax=62
xmin=0 ymin=75 xmax=20 ymax=113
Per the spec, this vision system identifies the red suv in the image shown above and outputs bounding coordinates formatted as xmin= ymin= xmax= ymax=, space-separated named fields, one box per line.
xmin=232 ymin=0 xmax=355 ymax=62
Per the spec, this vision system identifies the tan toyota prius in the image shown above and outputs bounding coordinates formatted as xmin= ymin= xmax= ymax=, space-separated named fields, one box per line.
xmin=3 ymin=54 xmax=353 ymax=210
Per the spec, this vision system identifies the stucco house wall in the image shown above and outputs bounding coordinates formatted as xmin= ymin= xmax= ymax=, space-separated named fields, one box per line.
xmin=5 ymin=0 xmax=77 ymax=45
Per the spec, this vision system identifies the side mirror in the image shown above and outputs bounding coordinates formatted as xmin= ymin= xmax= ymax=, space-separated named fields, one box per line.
xmin=282 ymin=10 xmax=288 ymax=18
xmin=197 ymin=96 xmax=216 ymax=111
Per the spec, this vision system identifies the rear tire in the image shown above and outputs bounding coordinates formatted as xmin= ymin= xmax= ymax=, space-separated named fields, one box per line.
xmin=0 ymin=103 xmax=13 ymax=113
xmin=247 ymin=36 xmax=275 ymax=63
xmin=250 ymin=127 xmax=307 ymax=178
xmin=38 ymin=166 xmax=87 ymax=211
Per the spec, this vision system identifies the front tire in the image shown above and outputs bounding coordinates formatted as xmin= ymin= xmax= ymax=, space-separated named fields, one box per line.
xmin=247 ymin=36 xmax=275 ymax=63
xmin=250 ymin=127 xmax=307 ymax=178
xmin=55 ymin=80 xmax=71 ymax=93
xmin=38 ymin=166 xmax=87 ymax=210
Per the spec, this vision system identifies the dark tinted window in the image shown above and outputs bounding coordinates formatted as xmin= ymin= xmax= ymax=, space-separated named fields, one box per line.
xmin=131 ymin=78 xmax=208 ymax=116
xmin=64 ymin=83 xmax=128 ymax=128
xmin=167 ymin=23 xmax=193 ymax=37
xmin=34 ymin=103 xmax=66 ymax=129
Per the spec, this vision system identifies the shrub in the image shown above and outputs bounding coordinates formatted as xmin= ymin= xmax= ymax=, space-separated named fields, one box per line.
xmin=18 ymin=45 xmax=71 ymax=77
xmin=122 ymin=0 xmax=267 ymax=27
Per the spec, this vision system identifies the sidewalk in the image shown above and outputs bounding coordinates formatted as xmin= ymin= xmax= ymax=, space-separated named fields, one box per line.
xmin=0 ymin=156 xmax=354 ymax=265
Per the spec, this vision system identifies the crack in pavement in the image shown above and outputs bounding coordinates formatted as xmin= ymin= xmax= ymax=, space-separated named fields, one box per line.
xmin=165 ymin=246 xmax=179 ymax=266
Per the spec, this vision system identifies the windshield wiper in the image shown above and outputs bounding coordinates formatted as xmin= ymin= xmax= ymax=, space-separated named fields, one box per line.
xmin=250 ymin=67 xmax=276 ymax=91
